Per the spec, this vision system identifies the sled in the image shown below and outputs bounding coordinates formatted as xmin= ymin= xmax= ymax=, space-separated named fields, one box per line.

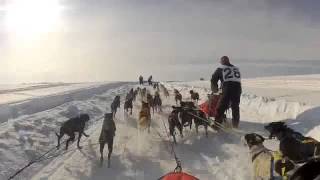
xmin=198 ymin=94 xmax=233 ymax=129
xmin=199 ymin=93 xmax=221 ymax=118
xmin=158 ymin=172 xmax=199 ymax=180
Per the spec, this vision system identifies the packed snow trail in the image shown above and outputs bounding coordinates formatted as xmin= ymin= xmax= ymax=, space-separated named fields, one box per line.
xmin=30 ymin=84 xmax=254 ymax=180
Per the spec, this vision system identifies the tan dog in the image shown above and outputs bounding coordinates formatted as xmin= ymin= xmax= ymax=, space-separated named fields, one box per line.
xmin=138 ymin=101 xmax=151 ymax=133
xmin=244 ymin=133 xmax=274 ymax=180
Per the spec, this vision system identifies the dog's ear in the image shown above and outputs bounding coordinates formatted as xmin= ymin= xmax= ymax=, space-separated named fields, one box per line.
xmin=255 ymin=134 xmax=265 ymax=143
xmin=244 ymin=134 xmax=255 ymax=146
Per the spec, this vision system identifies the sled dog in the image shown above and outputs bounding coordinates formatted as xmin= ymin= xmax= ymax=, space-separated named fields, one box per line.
xmin=138 ymin=101 xmax=151 ymax=132
xmin=99 ymin=113 xmax=116 ymax=168
xmin=56 ymin=114 xmax=90 ymax=150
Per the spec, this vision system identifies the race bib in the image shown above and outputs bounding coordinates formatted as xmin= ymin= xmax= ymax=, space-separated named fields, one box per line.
xmin=221 ymin=65 xmax=241 ymax=82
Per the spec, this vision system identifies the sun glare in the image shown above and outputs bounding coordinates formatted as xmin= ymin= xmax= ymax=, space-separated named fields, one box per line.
xmin=4 ymin=0 xmax=62 ymax=37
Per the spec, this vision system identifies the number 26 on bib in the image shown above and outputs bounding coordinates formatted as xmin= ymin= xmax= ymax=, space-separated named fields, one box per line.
xmin=222 ymin=66 xmax=241 ymax=82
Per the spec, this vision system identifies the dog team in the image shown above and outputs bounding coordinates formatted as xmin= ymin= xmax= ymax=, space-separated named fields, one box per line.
xmin=55 ymin=73 xmax=320 ymax=179
xmin=55 ymin=79 xmax=173 ymax=168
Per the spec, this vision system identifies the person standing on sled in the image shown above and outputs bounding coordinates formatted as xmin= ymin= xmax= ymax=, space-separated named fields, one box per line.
xmin=211 ymin=56 xmax=242 ymax=128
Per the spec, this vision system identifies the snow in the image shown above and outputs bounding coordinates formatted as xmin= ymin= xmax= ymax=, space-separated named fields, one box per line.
xmin=0 ymin=82 xmax=116 ymax=105
xmin=1 ymin=74 xmax=320 ymax=180
xmin=0 ymin=82 xmax=128 ymax=123
xmin=182 ymin=74 xmax=320 ymax=105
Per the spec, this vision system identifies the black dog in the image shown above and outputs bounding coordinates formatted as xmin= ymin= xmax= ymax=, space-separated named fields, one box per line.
xmin=265 ymin=122 xmax=320 ymax=163
xmin=290 ymin=158 xmax=320 ymax=180
xmin=193 ymin=110 xmax=208 ymax=137
xmin=180 ymin=101 xmax=208 ymax=137
xmin=179 ymin=101 xmax=195 ymax=129
xmin=56 ymin=114 xmax=90 ymax=150
xmin=174 ymin=89 xmax=182 ymax=105
xmin=133 ymin=89 xmax=139 ymax=101
xmin=124 ymin=93 xmax=133 ymax=115
xmin=99 ymin=113 xmax=116 ymax=168
xmin=171 ymin=102 xmax=208 ymax=139
xmin=153 ymin=92 xmax=162 ymax=112
xmin=168 ymin=108 xmax=183 ymax=144
xmin=111 ymin=95 xmax=120 ymax=118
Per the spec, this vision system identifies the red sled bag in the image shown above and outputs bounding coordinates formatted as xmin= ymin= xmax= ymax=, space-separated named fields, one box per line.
xmin=159 ymin=172 xmax=199 ymax=180
xmin=199 ymin=94 xmax=221 ymax=117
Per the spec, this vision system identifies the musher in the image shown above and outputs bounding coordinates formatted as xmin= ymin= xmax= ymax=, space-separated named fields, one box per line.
xmin=211 ymin=56 xmax=242 ymax=128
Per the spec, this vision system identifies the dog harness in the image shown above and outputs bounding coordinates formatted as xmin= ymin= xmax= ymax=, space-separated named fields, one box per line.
xmin=251 ymin=148 xmax=275 ymax=180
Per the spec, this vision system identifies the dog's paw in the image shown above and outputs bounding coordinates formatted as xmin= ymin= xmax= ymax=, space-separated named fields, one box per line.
xmin=77 ymin=146 xmax=82 ymax=149
xmin=56 ymin=146 xmax=60 ymax=149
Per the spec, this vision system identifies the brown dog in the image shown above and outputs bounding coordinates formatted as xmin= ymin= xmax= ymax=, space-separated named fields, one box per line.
xmin=190 ymin=90 xmax=199 ymax=102
xmin=138 ymin=101 xmax=151 ymax=133
xmin=147 ymin=93 xmax=154 ymax=114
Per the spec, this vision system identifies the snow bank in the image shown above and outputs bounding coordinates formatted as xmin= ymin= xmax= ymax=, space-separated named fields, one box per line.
xmin=0 ymin=82 xmax=130 ymax=123
xmin=241 ymin=93 xmax=310 ymax=122
xmin=165 ymin=79 xmax=319 ymax=139
xmin=169 ymin=74 xmax=320 ymax=105
xmin=166 ymin=81 xmax=311 ymax=121
xmin=0 ymin=82 xmax=132 ymax=180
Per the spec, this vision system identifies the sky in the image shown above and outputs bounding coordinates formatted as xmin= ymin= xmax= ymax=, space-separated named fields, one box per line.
xmin=0 ymin=0 xmax=319 ymax=83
